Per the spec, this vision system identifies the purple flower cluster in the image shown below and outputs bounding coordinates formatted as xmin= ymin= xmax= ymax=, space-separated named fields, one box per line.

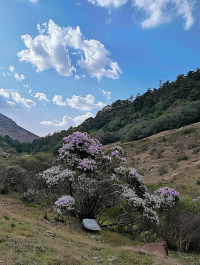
xmin=111 ymin=151 xmax=118 ymax=156
xmin=59 ymin=132 xmax=103 ymax=157
xmin=111 ymin=147 xmax=126 ymax=163
xmin=154 ymin=187 xmax=180 ymax=207
xmin=78 ymin=159 xmax=97 ymax=171
xmin=54 ymin=195 xmax=75 ymax=211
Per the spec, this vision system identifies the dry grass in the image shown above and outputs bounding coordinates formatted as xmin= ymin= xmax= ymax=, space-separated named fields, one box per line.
xmin=0 ymin=193 xmax=159 ymax=265
xmin=104 ymin=121 xmax=200 ymax=199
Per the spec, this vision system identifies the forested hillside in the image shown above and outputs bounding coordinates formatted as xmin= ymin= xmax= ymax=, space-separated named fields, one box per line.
xmin=19 ymin=67 xmax=200 ymax=154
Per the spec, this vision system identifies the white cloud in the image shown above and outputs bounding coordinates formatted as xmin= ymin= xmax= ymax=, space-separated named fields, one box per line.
xmin=28 ymin=89 xmax=32 ymax=94
xmin=23 ymin=84 xmax=29 ymax=88
xmin=34 ymin=92 xmax=50 ymax=102
xmin=1 ymin=67 xmax=4 ymax=70
xmin=100 ymin=89 xmax=111 ymax=101
xmin=11 ymin=92 xmax=36 ymax=108
xmin=52 ymin=95 xmax=66 ymax=106
xmin=72 ymin=112 xmax=94 ymax=125
xmin=18 ymin=19 xmax=80 ymax=77
xmin=88 ymin=0 xmax=128 ymax=8
xmin=37 ymin=22 xmax=47 ymax=34
xmin=78 ymin=40 xmax=122 ymax=80
xmin=66 ymin=94 xmax=105 ymax=110
xmin=2 ymin=73 xmax=6 ymax=77
xmin=40 ymin=112 xmax=94 ymax=127
xmin=88 ymin=0 xmax=195 ymax=30
xmin=0 ymin=89 xmax=16 ymax=109
xmin=175 ymin=0 xmax=195 ymax=30
xmin=18 ymin=19 xmax=122 ymax=80
xmin=14 ymin=73 xmax=25 ymax=81
xmin=9 ymin=65 xmax=15 ymax=72
xmin=6 ymin=100 xmax=16 ymax=107
xmin=0 ymin=88 xmax=9 ymax=99
xmin=75 ymin=75 xmax=80 ymax=80
xmin=40 ymin=121 xmax=54 ymax=125
xmin=132 ymin=0 xmax=195 ymax=30
xmin=7 ymin=73 xmax=10 ymax=76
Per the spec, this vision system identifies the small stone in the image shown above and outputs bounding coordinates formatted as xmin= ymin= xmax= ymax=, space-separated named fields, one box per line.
xmin=82 ymin=219 xmax=101 ymax=231
xmin=92 ymin=257 xmax=103 ymax=263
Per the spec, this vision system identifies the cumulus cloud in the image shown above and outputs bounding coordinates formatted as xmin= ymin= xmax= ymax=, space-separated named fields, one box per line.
xmin=6 ymin=101 xmax=16 ymax=107
xmin=88 ymin=0 xmax=128 ymax=8
xmin=0 ymin=88 xmax=16 ymax=109
xmin=75 ymin=75 xmax=80 ymax=80
xmin=34 ymin=92 xmax=50 ymax=102
xmin=36 ymin=22 xmax=47 ymax=34
xmin=78 ymin=40 xmax=122 ymax=80
xmin=40 ymin=112 xmax=94 ymax=127
xmin=11 ymin=92 xmax=36 ymax=108
xmin=0 ymin=88 xmax=9 ymax=99
xmin=40 ymin=121 xmax=53 ymax=125
xmin=133 ymin=0 xmax=195 ymax=30
xmin=18 ymin=19 xmax=122 ymax=80
xmin=100 ymin=89 xmax=111 ymax=101
xmin=9 ymin=65 xmax=15 ymax=72
xmin=14 ymin=73 xmax=25 ymax=81
xmin=72 ymin=112 xmax=94 ymax=125
xmin=88 ymin=0 xmax=195 ymax=30
xmin=52 ymin=95 xmax=66 ymax=106
xmin=66 ymin=94 xmax=105 ymax=110
xmin=2 ymin=73 xmax=6 ymax=77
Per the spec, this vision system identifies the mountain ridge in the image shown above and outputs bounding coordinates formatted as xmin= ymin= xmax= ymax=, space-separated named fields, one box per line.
xmin=0 ymin=113 xmax=39 ymax=143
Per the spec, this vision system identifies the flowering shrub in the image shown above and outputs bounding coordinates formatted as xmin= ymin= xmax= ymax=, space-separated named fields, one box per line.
xmin=154 ymin=187 xmax=180 ymax=209
xmin=54 ymin=195 xmax=75 ymax=211
xmin=39 ymin=131 xmax=171 ymax=224
xmin=77 ymin=159 xmax=96 ymax=172
xmin=39 ymin=166 xmax=76 ymax=186
xmin=23 ymin=189 xmax=39 ymax=202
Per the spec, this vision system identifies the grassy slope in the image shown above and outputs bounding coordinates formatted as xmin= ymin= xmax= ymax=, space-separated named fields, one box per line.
xmin=1 ymin=193 xmax=199 ymax=265
xmin=0 ymin=193 xmax=156 ymax=265
xmin=104 ymin=121 xmax=200 ymax=200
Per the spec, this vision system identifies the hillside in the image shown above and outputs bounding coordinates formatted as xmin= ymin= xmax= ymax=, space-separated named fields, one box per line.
xmin=0 ymin=113 xmax=39 ymax=143
xmin=0 ymin=193 xmax=179 ymax=265
xmin=103 ymin=121 xmax=200 ymax=196
xmin=20 ymin=66 xmax=200 ymax=154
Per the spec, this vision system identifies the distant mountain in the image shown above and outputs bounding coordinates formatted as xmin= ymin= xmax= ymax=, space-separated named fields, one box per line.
xmin=0 ymin=113 xmax=39 ymax=143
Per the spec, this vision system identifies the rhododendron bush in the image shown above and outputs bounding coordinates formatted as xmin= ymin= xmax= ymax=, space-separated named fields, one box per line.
xmin=38 ymin=131 xmax=177 ymax=224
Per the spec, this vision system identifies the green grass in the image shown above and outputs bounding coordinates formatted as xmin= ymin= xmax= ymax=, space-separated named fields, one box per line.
xmin=146 ymin=185 xmax=160 ymax=193
xmin=0 ymin=194 xmax=155 ymax=265
xmin=169 ymin=251 xmax=200 ymax=265
xmin=22 ymin=201 xmax=37 ymax=207
xmin=170 ymin=128 xmax=197 ymax=140
xmin=3 ymin=215 xmax=9 ymax=220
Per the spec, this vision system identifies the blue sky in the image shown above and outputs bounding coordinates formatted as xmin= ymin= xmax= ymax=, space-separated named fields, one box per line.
xmin=0 ymin=0 xmax=199 ymax=137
